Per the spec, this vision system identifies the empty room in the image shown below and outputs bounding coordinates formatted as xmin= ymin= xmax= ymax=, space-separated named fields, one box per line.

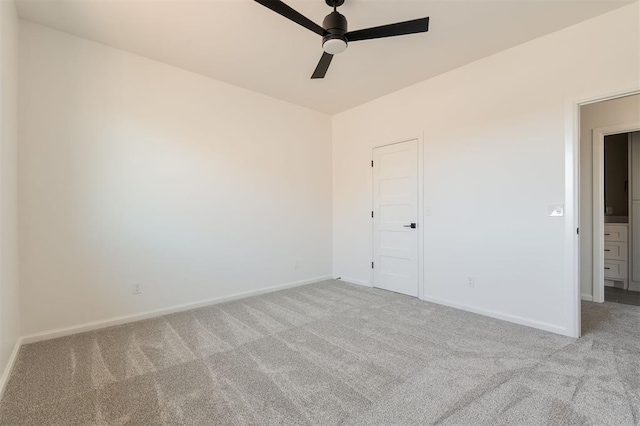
xmin=0 ymin=0 xmax=639 ymax=424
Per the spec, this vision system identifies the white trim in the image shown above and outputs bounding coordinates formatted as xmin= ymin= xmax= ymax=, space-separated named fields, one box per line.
xmin=21 ymin=275 xmax=332 ymax=344
xmin=581 ymin=293 xmax=594 ymax=302
xmin=370 ymin=134 xmax=425 ymax=299
xmin=592 ymin=122 xmax=640 ymax=303
xmin=592 ymin=127 xmax=604 ymax=303
xmin=0 ymin=338 xmax=22 ymax=399
xmin=575 ymin=89 xmax=640 ymax=108
xmin=338 ymin=277 xmax=373 ymax=287
xmin=565 ymin=95 xmax=581 ymax=338
xmin=418 ymin=131 xmax=425 ymax=300
xmin=629 ymin=134 xmax=634 ymax=291
xmin=422 ymin=295 xmax=571 ymax=337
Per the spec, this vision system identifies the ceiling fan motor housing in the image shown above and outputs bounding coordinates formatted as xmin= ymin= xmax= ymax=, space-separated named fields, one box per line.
xmin=322 ymin=11 xmax=348 ymax=54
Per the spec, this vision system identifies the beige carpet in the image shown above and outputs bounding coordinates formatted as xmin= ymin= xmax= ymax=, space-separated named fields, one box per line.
xmin=0 ymin=280 xmax=638 ymax=425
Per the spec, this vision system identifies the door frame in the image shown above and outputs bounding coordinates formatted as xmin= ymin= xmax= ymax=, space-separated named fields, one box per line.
xmin=592 ymin=123 xmax=640 ymax=303
xmin=567 ymin=87 xmax=640 ymax=338
xmin=371 ymin=134 xmax=425 ymax=299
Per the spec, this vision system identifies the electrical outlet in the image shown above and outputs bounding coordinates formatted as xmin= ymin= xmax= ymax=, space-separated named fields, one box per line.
xmin=467 ymin=277 xmax=475 ymax=288
xmin=132 ymin=282 xmax=142 ymax=295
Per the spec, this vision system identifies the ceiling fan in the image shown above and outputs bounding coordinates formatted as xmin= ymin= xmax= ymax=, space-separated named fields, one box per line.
xmin=254 ymin=0 xmax=430 ymax=79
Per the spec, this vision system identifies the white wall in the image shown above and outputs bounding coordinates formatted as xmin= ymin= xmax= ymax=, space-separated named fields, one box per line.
xmin=580 ymin=94 xmax=640 ymax=299
xmin=0 ymin=0 xmax=20 ymax=387
xmin=19 ymin=22 xmax=333 ymax=336
xmin=333 ymin=3 xmax=639 ymax=337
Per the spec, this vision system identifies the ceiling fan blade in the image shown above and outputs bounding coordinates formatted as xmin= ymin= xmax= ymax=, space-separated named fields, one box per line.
xmin=311 ymin=52 xmax=334 ymax=79
xmin=346 ymin=17 xmax=429 ymax=42
xmin=254 ymin=0 xmax=325 ymax=36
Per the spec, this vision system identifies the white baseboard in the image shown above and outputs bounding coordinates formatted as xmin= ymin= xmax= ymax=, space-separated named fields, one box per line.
xmin=336 ymin=277 xmax=372 ymax=287
xmin=581 ymin=293 xmax=594 ymax=302
xmin=21 ymin=275 xmax=333 ymax=345
xmin=421 ymin=295 xmax=573 ymax=337
xmin=0 ymin=338 xmax=22 ymax=400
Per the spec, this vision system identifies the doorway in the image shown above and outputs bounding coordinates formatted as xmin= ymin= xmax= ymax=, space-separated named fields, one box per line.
xmin=599 ymin=131 xmax=640 ymax=306
xmin=579 ymin=93 xmax=640 ymax=308
xmin=372 ymin=139 xmax=420 ymax=297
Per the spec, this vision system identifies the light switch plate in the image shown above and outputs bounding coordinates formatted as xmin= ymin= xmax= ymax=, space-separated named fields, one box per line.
xmin=548 ymin=205 xmax=564 ymax=217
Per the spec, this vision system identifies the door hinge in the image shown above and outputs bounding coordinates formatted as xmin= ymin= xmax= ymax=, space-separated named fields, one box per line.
xmin=577 ymin=227 xmax=580 ymax=235
xmin=371 ymin=262 xmax=374 ymax=269
xmin=371 ymin=211 xmax=374 ymax=218
xmin=371 ymin=160 xmax=374 ymax=167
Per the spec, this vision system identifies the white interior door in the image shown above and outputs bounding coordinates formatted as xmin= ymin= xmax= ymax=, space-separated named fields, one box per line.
xmin=372 ymin=140 xmax=419 ymax=297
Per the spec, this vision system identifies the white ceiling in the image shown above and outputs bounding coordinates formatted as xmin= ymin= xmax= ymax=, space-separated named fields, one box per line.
xmin=16 ymin=0 xmax=634 ymax=114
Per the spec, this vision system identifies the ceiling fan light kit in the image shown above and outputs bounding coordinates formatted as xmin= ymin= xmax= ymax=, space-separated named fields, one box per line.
xmin=254 ymin=0 xmax=429 ymax=79
xmin=323 ymin=38 xmax=347 ymax=55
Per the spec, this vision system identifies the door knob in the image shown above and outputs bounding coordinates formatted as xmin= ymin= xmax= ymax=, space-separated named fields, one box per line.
xmin=403 ymin=223 xmax=417 ymax=229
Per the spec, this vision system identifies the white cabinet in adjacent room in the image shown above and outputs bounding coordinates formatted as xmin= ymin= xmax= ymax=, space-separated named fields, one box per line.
xmin=604 ymin=224 xmax=628 ymax=286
